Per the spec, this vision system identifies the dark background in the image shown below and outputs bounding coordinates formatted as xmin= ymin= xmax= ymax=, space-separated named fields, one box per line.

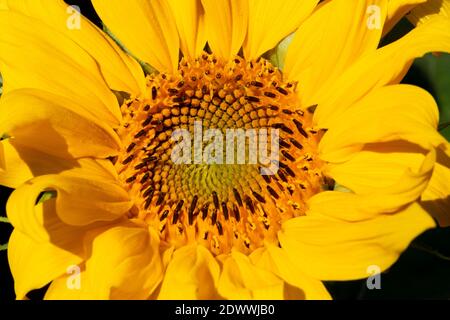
xmin=0 ymin=0 xmax=449 ymax=300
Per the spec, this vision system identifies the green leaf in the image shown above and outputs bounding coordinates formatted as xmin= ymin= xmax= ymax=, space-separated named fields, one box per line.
xmin=37 ymin=191 xmax=57 ymax=204
xmin=0 ymin=243 xmax=7 ymax=251
xmin=0 ymin=217 xmax=10 ymax=224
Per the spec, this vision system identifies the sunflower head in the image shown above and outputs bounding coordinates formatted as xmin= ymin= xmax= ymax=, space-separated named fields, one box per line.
xmin=0 ymin=0 xmax=449 ymax=300
xmin=115 ymin=53 xmax=327 ymax=255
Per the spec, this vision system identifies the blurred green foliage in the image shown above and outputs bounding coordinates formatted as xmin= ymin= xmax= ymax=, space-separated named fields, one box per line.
xmin=414 ymin=53 xmax=450 ymax=141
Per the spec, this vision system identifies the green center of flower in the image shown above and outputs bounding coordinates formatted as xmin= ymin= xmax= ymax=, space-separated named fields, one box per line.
xmin=115 ymin=53 xmax=327 ymax=255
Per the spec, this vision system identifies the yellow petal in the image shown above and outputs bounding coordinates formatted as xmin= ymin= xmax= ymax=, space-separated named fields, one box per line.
xmin=384 ymin=0 xmax=427 ymax=34
xmin=407 ymin=0 xmax=450 ymax=25
xmin=0 ymin=136 xmax=118 ymax=188
xmin=0 ymin=89 xmax=121 ymax=159
xmin=83 ymin=225 xmax=163 ymax=299
xmin=201 ymin=0 xmax=248 ymax=60
xmin=327 ymin=141 xmax=429 ymax=194
xmin=314 ymin=17 xmax=450 ymax=128
xmin=243 ymin=0 xmax=319 ymax=59
xmin=167 ymin=0 xmax=206 ymax=59
xmin=421 ymin=147 xmax=450 ymax=226
xmin=0 ymin=11 xmax=121 ymax=125
xmin=6 ymin=161 xmax=116 ymax=256
xmin=284 ymin=0 xmax=387 ymax=105
xmin=279 ymin=202 xmax=436 ymax=281
xmin=92 ymin=0 xmax=179 ymax=73
xmin=2 ymin=0 xmax=146 ymax=96
xmin=250 ymin=246 xmax=331 ymax=300
xmin=218 ymin=250 xmax=289 ymax=300
xmin=8 ymin=229 xmax=82 ymax=300
xmin=45 ymin=268 xmax=88 ymax=300
xmin=158 ymin=244 xmax=221 ymax=299
xmin=319 ymin=85 xmax=444 ymax=163
xmin=7 ymin=172 xmax=131 ymax=237
xmin=312 ymin=155 xmax=431 ymax=218
xmin=0 ymin=139 xmax=80 ymax=188
xmin=326 ymin=142 xmax=424 ymax=191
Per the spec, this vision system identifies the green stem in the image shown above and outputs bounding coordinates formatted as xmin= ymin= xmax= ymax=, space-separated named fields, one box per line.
xmin=412 ymin=243 xmax=450 ymax=261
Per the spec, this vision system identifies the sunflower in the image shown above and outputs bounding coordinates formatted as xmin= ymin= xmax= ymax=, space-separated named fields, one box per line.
xmin=0 ymin=0 xmax=449 ymax=300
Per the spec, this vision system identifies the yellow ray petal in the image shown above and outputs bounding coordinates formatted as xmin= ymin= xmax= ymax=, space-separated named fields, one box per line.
xmin=2 ymin=0 xmax=146 ymax=96
xmin=0 ymin=11 xmax=121 ymax=126
xmin=311 ymin=149 xmax=435 ymax=221
xmin=250 ymin=246 xmax=331 ymax=300
xmin=284 ymin=0 xmax=387 ymax=105
xmin=92 ymin=0 xmax=179 ymax=73
xmin=327 ymin=141 xmax=428 ymax=193
xmin=0 ymin=139 xmax=80 ymax=188
xmin=0 ymin=135 xmax=118 ymax=188
xmin=279 ymin=202 xmax=436 ymax=281
xmin=218 ymin=250 xmax=292 ymax=300
xmin=8 ymin=197 xmax=85 ymax=251
xmin=384 ymin=0 xmax=427 ymax=35
xmin=167 ymin=0 xmax=206 ymax=59
xmin=0 ymin=89 xmax=121 ymax=160
xmin=158 ymin=244 xmax=221 ymax=299
xmin=45 ymin=268 xmax=88 ymax=300
xmin=7 ymin=169 xmax=132 ymax=234
xmin=243 ymin=0 xmax=319 ymax=60
xmin=408 ymin=0 xmax=450 ymax=25
xmin=421 ymin=146 xmax=450 ymax=226
xmin=3 ymin=155 xmax=119 ymax=248
xmin=83 ymin=226 xmax=163 ymax=299
xmin=313 ymin=17 xmax=450 ymax=128
xmin=201 ymin=0 xmax=248 ymax=60
xmin=8 ymin=229 xmax=83 ymax=300
xmin=319 ymin=85 xmax=444 ymax=163
xmin=7 ymin=175 xmax=132 ymax=226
